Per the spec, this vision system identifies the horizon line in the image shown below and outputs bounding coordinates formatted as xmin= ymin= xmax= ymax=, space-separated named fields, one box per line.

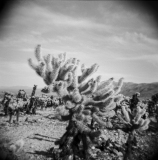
xmin=0 ymin=81 xmax=158 ymax=88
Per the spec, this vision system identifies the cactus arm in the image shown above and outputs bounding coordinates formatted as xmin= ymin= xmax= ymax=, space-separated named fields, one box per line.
xmin=97 ymin=110 xmax=115 ymax=118
xmin=34 ymin=44 xmax=43 ymax=62
xmin=50 ymin=59 xmax=61 ymax=83
xmin=58 ymin=65 xmax=74 ymax=80
xmin=101 ymin=102 xmax=116 ymax=111
xmin=81 ymin=63 xmax=85 ymax=73
xmin=81 ymin=84 xmax=93 ymax=95
xmin=43 ymin=54 xmax=52 ymax=72
xmin=78 ymin=64 xmax=99 ymax=84
xmin=79 ymin=78 xmax=93 ymax=92
xmin=133 ymin=107 xmax=146 ymax=124
xmin=71 ymin=66 xmax=79 ymax=89
xmin=92 ymin=113 xmax=113 ymax=128
xmin=81 ymin=79 xmax=98 ymax=95
xmin=71 ymin=88 xmax=82 ymax=103
xmin=82 ymin=96 xmax=103 ymax=106
xmin=113 ymin=94 xmax=124 ymax=103
xmin=55 ymin=81 xmax=69 ymax=97
xmin=117 ymin=113 xmax=132 ymax=126
xmin=138 ymin=119 xmax=150 ymax=131
xmin=28 ymin=58 xmax=38 ymax=71
xmin=93 ymin=87 xmax=113 ymax=99
xmin=121 ymin=105 xmax=131 ymax=123
xmin=98 ymin=90 xmax=114 ymax=101
xmin=66 ymin=72 xmax=73 ymax=87
xmin=28 ymin=59 xmax=45 ymax=77
xmin=96 ymin=77 xmax=114 ymax=91
xmin=113 ymin=77 xmax=124 ymax=96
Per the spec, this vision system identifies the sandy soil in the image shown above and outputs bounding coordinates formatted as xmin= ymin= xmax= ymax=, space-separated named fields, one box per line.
xmin=0 ymin=108 xmax=67 ymax=160
xmin=0 ymin=108 xmax=158 ymax=160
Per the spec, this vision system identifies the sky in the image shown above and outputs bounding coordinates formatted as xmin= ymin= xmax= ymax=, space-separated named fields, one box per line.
xmin=0 ymin=0 xmax=158 ymax=87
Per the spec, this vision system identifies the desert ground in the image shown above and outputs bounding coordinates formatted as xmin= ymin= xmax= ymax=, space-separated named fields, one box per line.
xmin=0 ymin=107 xmax=158 ymax=160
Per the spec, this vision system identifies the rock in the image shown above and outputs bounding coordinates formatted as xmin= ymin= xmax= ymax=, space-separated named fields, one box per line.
xmin=36 ymin=156 xmax=40 ymax=160
xmin=8 ymin=139 xmax=25 ymax=153
xmin=66 ymin=155 xmax=73 ymax=160
xmin=9 ymin=145 xmax=17 ymax=152
xmin=111 ymin=148 xmax=124 ymax=157
xmin=117 ymin=151 xmax=123 ymax=156
xmin=1 ymin=123 xmax=8 ymax=126
xmin=117 ymin=157 xmax=124 ymax=160
xmin=109 ymin=143 xmax=113 ymax=147
xmin=91 ymin=146 xmax=95 ymax=149
xmin=111 ymin=138 xmax=115 ymax=142
xmin=29 ymin=155 xmax=34 ymax=160
xmin=25 ymin=117 xmax=28 ymax=122
xmin=5 ymin=126 xmax=10 ymax=130
xmin=115 ymin=143 xmax=121 ymax=148
xmin=30 ymin=145 xmax=34 ymax=148
xmin=150 ymin=116 xmax=157 ymax=123
xmin=112 ymin=149 xmax=118 ymax=154
xmin=103 ymin=129 xmax=108 ymax=134
xmin=13 ymin=120 xmax=16 ymax=123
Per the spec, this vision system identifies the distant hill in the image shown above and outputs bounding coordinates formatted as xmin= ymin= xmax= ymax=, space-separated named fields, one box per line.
xmin=0 ymin=86 xmax=59 ymax=98
xmin=120 ymin=82 xmax=158 ymax=100
xmin=0 ymin=82 xmax=158 ymax=99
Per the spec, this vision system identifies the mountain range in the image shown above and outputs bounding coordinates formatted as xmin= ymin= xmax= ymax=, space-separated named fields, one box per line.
xmin=0 ymin=82 xmax=158 ymax=99
xmin=120 ymin=82 xmax=158 ymax=100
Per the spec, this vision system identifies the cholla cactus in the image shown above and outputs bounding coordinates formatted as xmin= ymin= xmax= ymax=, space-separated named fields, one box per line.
xmin=28 ymin=45 xmax=125 ymax=159
xmin=118 ymin=103 xmax=150 ymax=132
xmin=16 ymin=89 xmax=27 ymax=100
xmin=31 ymin=85 xmax=37 ymax=97
xmin=117 ymin=102 xmax=150 ymax=160
xmin=1 ymin=91 xmax=13 ymax=101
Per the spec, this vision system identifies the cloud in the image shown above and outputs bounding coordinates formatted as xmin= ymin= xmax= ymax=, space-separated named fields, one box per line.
xmin=123 ymin=32 xmax=158 ymax=44
xmin=107 ymin=32 xmax=158 ymax=46
xmin=115 ymin=54 xmax=158 ymax=61
xmin=11 ymin=4 xmax=112 ymax=33
xmin=0 ymin=1 xmax=158 ymax=85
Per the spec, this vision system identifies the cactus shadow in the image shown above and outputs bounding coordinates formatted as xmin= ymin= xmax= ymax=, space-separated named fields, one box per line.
xmin=28 ymin=137 xmax=56 ymax=142
xmin=0 ymin=113 xmax=5 ymax=117
xmin=34 ymin=133 xmax=58 ymax=139
xmin=43 ymin=115 xmax=56 ymax=119
xmin=29 ymin=133 xmax=58 ymax=142
xmin=27 ymin=150 xmax=53 ymax=158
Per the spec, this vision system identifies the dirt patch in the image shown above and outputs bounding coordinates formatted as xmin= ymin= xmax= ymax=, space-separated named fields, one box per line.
xmin=0 ymin=109 xmax=66 ymax=160
xmin=0 ymin=108 xmax=158 ymax=160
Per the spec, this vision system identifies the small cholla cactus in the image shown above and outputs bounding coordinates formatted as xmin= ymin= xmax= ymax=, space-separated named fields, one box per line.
xmin=16 ymin=89 xmax=27 ymax=100
xmin=28 ymin=45 xmax=125 ymax=159
xmin=31 ymin=85 xmax=37 ymax=97
xmin=118 ymin=103 xmax=150 ymax=132
xmin=118 ymin=102 xmax=151 ymax=160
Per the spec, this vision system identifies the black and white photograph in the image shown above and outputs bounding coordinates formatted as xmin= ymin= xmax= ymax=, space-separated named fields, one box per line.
xmin=0 ymin=0 xmax=158 ymax=160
